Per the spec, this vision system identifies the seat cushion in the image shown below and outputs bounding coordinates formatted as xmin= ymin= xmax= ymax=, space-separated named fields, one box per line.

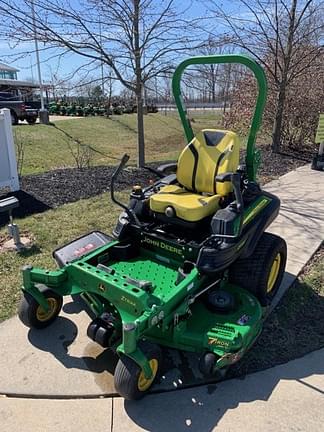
xmin=149 ymin=185 xmax=221 ymax=222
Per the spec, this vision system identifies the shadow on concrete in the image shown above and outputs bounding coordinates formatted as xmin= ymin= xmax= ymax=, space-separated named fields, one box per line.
xmin=266 ymin=172 xmax=324 ymax=240
xmin=27 ymin=316 xmax=118 ymax=376
xmin=62 ymin=296 xmax=89 ymax=315
xmin=124 ymin=350 xmax=324 ymax=432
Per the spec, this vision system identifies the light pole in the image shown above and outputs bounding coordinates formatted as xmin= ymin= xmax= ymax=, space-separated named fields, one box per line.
xmin=31 ymin=0 xmax=49 ymax=124
xmin=142 ymin=17 xmax=147 ymax=114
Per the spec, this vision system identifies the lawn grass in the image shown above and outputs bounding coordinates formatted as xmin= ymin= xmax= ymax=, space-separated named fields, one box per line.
xmin=14 ymin=112 xmax=224 ymax=175
xmin=300 ymin=246 xmax=324 ymax=293
xmin=276 ymin=244 xmax=324 ymax=326
xmin=0 ymin=192 xmax=127 ymax=322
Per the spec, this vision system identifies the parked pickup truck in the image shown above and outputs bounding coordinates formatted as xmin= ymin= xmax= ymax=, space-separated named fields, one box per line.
xmin=0 ymin=92 xmax=38 ymax=125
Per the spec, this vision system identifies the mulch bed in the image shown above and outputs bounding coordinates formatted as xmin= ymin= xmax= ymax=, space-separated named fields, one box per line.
xmin=20 ymin=166 xmax=155 ymax=208
xmin=250 ymin=147 xmax=309 ymax=184
xmin=0 ymin=166 xmax=156 ymax=226
xmin=0 ymin=145 xmax=309 ymax=227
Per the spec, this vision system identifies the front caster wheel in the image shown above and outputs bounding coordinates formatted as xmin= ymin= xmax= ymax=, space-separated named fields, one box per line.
xmin=18 ymin=286 xmax=63 ymax=329
xmin=199 ymin=352 xmax=228 ymax=379
xmin=114 ymin=342 xmax=162 ymax=400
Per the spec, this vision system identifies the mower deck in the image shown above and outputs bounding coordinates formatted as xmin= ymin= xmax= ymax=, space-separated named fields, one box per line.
xmin=22 ymin=238 xmax=263 ymax=372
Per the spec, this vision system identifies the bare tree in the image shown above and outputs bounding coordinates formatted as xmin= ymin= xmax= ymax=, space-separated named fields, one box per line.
xmin=226 ymin=49 xmax=324 ymax=150
xmin=192 ymin=37 xmax=234 ymax=103
xmin=105 ymin=70 xmax=114 ymax=119
xmin=208 ymin=0 xmax=324 ymax=152
xmin=14 ymin=129 xmax=26 ymax=177
xmin=0 ymin=0 xmax=201 ymax=166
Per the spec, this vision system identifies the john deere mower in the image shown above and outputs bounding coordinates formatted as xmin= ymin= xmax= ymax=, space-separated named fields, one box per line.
xmin=18 ymin=55 xmax=287 ymax=400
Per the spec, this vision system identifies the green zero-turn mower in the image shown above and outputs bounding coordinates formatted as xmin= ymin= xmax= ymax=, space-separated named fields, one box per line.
xmin=18 ymin=54 xmax=287 ymax=400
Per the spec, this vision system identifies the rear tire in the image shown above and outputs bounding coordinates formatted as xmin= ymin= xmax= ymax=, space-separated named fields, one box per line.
xmin=27 ymin=117 xmax=37 ymax=124
xmin=228 ymin=232 xmax=287 ymax=306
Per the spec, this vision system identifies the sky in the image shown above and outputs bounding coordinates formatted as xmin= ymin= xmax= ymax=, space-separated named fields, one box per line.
xmin=0 ymin=0 xmax=238 ymax=87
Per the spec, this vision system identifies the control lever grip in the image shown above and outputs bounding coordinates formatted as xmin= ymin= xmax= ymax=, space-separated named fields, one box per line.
xmin=112 ymin=153 xmax=129 ymax=181
xmin=110 ymin=153 xmax=141 ymax=226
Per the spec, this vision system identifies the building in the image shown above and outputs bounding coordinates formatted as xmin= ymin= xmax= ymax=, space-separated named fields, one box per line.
xmin=0 ymin=62 xmax=18 ymax=80
xmin=0 ymin=61 xmax=47 ymax=107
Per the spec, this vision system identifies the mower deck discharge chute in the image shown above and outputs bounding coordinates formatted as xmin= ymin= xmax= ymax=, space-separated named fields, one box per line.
xmin=19 ymin=54 xmax=287 ymax=400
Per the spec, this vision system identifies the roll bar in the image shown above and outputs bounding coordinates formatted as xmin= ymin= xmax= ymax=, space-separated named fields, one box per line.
xmin=172 ymin=54 xmax=267 ymax=181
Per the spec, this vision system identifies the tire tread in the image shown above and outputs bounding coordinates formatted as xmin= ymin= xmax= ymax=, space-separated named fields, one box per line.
xmin=229 ymin=232 xmax=287 ymax=305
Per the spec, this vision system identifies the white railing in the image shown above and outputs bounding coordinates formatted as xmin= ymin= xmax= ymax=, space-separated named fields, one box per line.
xmin=0 ymin=108 xmax=19 ymax=192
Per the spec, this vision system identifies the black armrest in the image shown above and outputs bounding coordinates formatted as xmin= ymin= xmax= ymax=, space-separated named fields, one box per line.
xmin=157 ymin=162 xmax=177 ymax=174
xmin=0 ymin=196 xmax=19 ymax=214
xmin=143 ymin=162 xmax=177 ymax=179
xmin=216 ymin=172 xmax=243 ymax=213
xmin=215 ymin=172 xmax=232 ymax=183
xmin=143 ymin=166 xmax=164 ymax=178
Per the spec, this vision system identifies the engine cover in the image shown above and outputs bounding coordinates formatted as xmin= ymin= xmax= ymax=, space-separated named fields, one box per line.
xmin=53 ymin=231 xmax=113 ymax=267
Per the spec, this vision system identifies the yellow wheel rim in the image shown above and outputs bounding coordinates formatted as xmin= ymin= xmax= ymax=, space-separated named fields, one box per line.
xmin=36 ymin=298 xmax=58 ymax=322
xmin=137 ymin=359 xmax=158 ymax=392
xmin=267 ymin=253 xmax=281 ymax=293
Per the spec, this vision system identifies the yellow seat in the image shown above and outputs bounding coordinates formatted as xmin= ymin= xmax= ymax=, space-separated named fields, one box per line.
xmin=150 ymin=129 xmax=240 ymax=222
xmin=150 ymin=184 xmax=221 ymax=222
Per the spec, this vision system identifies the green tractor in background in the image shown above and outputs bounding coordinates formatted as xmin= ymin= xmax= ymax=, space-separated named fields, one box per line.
xmin=48 ymin=101 xmax=61 ymax=115
xmin=66 ymin=103 xmax=77 ymax=116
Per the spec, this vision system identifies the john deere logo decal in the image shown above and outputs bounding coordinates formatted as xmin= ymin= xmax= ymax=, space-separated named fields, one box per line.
xmin=142 ymin=236 xmax=182 ymax=255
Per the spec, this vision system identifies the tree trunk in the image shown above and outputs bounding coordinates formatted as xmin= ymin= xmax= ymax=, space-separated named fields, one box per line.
xmin=211 ymin=74 xmax=216 ymax=103
xmin=106 ymin=75 xmax=113 ymax=119
xmin=271 ymin=83 xmax=286 ymax=153
xmin=271 ymin=0 xmax=297 ymax=153
xmin=133 ymin=0 xmax=145 ymax=167
xmin=223 ymin=64 xmax=232 ymax=115
xmin=136 ymin=90 xmax=145 ymax=167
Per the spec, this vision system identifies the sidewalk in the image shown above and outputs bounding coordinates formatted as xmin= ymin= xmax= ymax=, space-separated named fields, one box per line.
xmin=113 ymin=348 xmax=324 ymax=432
xmin=1 ymin=348 xmax=324 ymax=432
xmin=0 ymin=164 xmax=323 ymax=431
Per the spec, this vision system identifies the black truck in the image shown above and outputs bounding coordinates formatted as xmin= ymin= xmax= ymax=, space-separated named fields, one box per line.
xmin=0 ymin=92 xmax=38 ymax=125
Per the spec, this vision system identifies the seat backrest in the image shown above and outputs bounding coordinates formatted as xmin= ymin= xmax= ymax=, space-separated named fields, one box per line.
xmin=176 ymin=129 xmax=240 ymax=196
